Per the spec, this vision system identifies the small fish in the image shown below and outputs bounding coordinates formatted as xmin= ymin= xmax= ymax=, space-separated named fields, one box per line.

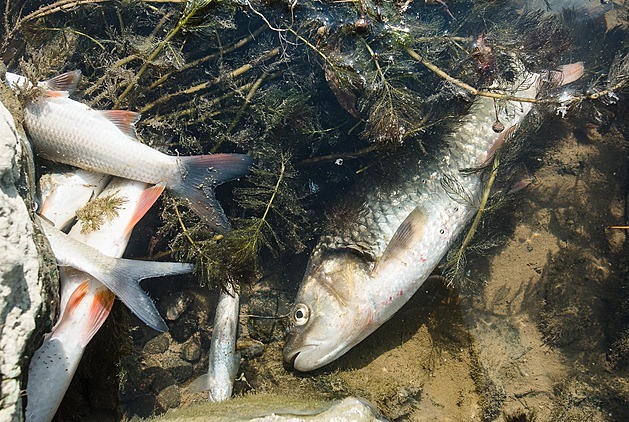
xmin=283 ymin=60 xmax=584 ymax=371
xmin=37 ymin=214 xmax=193 ymax=332
xmin=27 ymin=178 xmax=166 ymax=422
xmin=9 ymin=70 xmax=253 ymax=233
xmin=189 ymin=284 xmax=241 ymax=402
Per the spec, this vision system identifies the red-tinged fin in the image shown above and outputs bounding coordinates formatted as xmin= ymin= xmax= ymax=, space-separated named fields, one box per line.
xmin=50 ymin=280 xmax=89 ymax=338
xmin=45 ymin=90 xmax=70 ymax=98
xmin=123 ymin=184 xmax=165 ymax=239
xmin=558 ymin=62 xmax=584 ymax=86
xmin=81 ymin=289 xmax=115 ymax=347
xmin=479 ymin=124 xmax=517 ymax=167
xmin=99 ymin=110 xmax=142 ymax=140
xmin=373 ymin=207 xmax=427 ymax=276
xmin=173 ymin=154 xmax=254 ymax=234
xmin=43 ymin=70 xmax=82 ymax=93
xmin=546 ymin=62 xmax=585 ymax=87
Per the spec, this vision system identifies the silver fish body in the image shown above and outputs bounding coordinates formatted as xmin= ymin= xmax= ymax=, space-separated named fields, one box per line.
xmin=11 ymin=70 xmax=253 ymax=233
xmin=37 ymin=169 xmax=110 ymax=230
xmin=189 ymin=284 xmax=240 ymax=402
xmin=37 ymin=215 xmax=193 ymax=332
xmin=25 ymin=96 xmax=179 ymax=183
xmin=284 ymin=62 xmax=583 ymax=371
xmin=27 ymin=178 xmax=165 ymax=422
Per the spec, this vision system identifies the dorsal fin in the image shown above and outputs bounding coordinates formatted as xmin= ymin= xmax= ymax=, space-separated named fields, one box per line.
xmin=373 ymin=206 xmax=427 ymax=276
xmin=43 ymin=70 xmax=82 ymax=93
xmin=99 ymin=110 xmax=141 ymax=140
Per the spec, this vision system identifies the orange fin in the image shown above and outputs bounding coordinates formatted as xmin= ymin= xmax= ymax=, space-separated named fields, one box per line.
xmin=50 ymin=280 xmax=89 ymax=338
xmin=373 ymin=207 xmax=427 ymax=275
xmin=545 ymin=62 xmax=584 ymax=87
xmin=99 ymin=110 xmax=141 ymax=139
xmin=45 ymin=90 xmax=70 ymax=98
xmin=43 ymin=70 xmax=82 ymax=93
xmin=557 ymin=62 xmax=584 ymax=86
xmin=81 ymin=289 xmax=115 ymax=347
xmin=123 ymin=184 xmax=165 ymax=238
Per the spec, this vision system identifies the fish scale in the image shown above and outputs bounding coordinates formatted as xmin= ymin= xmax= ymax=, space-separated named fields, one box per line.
xmin=11 ymin=70 xmax=254 ymax=233
xmin=24 ymin=96 xmax=178 ymax=183
xmin=283 ymin=61 xmax=583 ymax=371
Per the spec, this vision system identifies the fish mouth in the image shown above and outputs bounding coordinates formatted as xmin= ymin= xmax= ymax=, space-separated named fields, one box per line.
xmin=284 ymin=341 xmax=353 ymax=372
xmin=283 ymin=344 xmax=316 ymax=368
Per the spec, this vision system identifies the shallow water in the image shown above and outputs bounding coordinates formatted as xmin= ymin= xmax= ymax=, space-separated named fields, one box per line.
xmin=2 ymin=0 xmax=627 ymax=421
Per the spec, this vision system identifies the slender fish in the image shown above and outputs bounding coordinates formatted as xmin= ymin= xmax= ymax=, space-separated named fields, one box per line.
xmin=9 ymin=70 xmax=252 ymax=233
xmin=284 ymin=60 xmax=584 ymax=371
xmin=27 ymin=178 xmax=167 ymax=422
xmin=189 ymin=284 xmax=241 ymax=402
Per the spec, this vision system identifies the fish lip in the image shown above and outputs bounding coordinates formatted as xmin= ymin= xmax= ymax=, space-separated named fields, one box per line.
xmin=283 ymin=343 xmax=317 ymax=367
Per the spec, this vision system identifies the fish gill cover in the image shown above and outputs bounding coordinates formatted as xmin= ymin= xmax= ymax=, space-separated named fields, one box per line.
xmin=1 ymin=0 xmax=628 ymax=419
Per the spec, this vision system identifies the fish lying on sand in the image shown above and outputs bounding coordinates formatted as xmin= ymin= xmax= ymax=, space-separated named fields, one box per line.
xmin=28 ymin=177 xmax=168 ymax=422
xmin=283 ymin=59 xmax=584 ymax=371
xmin=189 ymin=283 xmax=241 ymax=402
xmin=8 ymin=70 xmax=253 ymax=233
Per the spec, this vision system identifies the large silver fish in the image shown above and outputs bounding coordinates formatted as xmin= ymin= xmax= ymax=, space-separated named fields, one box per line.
xmin=283 ymin=60 xmax=584 ymax=371
xmin=11 ymin=70 xmax=252 ymax=233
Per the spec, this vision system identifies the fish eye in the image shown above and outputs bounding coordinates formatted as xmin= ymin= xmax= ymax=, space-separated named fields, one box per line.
xmin=292 ymin=304 xmax=310 ymax=326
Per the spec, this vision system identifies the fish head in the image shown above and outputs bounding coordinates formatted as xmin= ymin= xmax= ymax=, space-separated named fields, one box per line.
xmin=284 ymin=250 xmax=374 ymax=371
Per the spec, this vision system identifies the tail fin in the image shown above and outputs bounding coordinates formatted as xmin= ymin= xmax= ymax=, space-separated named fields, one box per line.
xmin=97 ymin=259 xmax=195 ymax=332
xmin=173 ymin=154 xmax=253 ymax=233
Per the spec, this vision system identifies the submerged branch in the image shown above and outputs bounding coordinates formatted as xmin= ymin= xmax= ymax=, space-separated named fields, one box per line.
xmin=115 ymin=0 xmax=217 ymax=108
xmin=404 ymin=47 xmax=541 ymax=104
xmin=211 ymin=69 xmax=271 ymax=153
xmin=140 ymin=47 xmax=280 ymax=114
xmin=449 ymin=151 xmax=500 ymax=282
xmin=149 ymin=25 xmax=267 ymax=90
xmin=297 ymin=144 xmax=383 ymax=166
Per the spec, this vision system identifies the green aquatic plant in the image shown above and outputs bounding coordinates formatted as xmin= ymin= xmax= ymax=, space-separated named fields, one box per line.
xmin=75 ymin=192 xmax=127 ymax=234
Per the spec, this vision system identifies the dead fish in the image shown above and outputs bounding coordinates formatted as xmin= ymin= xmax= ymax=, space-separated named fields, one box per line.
xmin=9 ymin=70 xmax=252 ymax=233
xmin=189 ymin=283 xmax=241 ymax=402
xmin=37 ymin=214 xmax=192 ymax=332
xmin=37 ymin=169 xmax=110 ymax=230
xmin=27 ymin=178 xmax=165 ymax=422
xmin=283 ymin=60 xmax=584 ymax=371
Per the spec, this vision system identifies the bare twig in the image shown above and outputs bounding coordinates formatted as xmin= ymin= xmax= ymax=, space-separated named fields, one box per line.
xmin=149 ymin=25 xmax=267 ymax=90
xmin=139 ymin=47 xmax=280 ymax=114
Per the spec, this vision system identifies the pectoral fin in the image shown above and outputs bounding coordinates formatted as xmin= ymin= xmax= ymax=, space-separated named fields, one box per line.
xmin=373 ymin=207 xmax=427 ymax=275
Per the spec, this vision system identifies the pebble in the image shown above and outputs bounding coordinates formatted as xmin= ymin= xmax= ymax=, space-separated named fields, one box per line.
xmin=181 ymin=336 xmax=202 ymax=362
xmin=155 ymin=385 xmax=181 ymax=412
xmin=143 ymin=335 xmax=170 ymax=354
xmin=164 ymin=292 xmax=193 ymax=321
